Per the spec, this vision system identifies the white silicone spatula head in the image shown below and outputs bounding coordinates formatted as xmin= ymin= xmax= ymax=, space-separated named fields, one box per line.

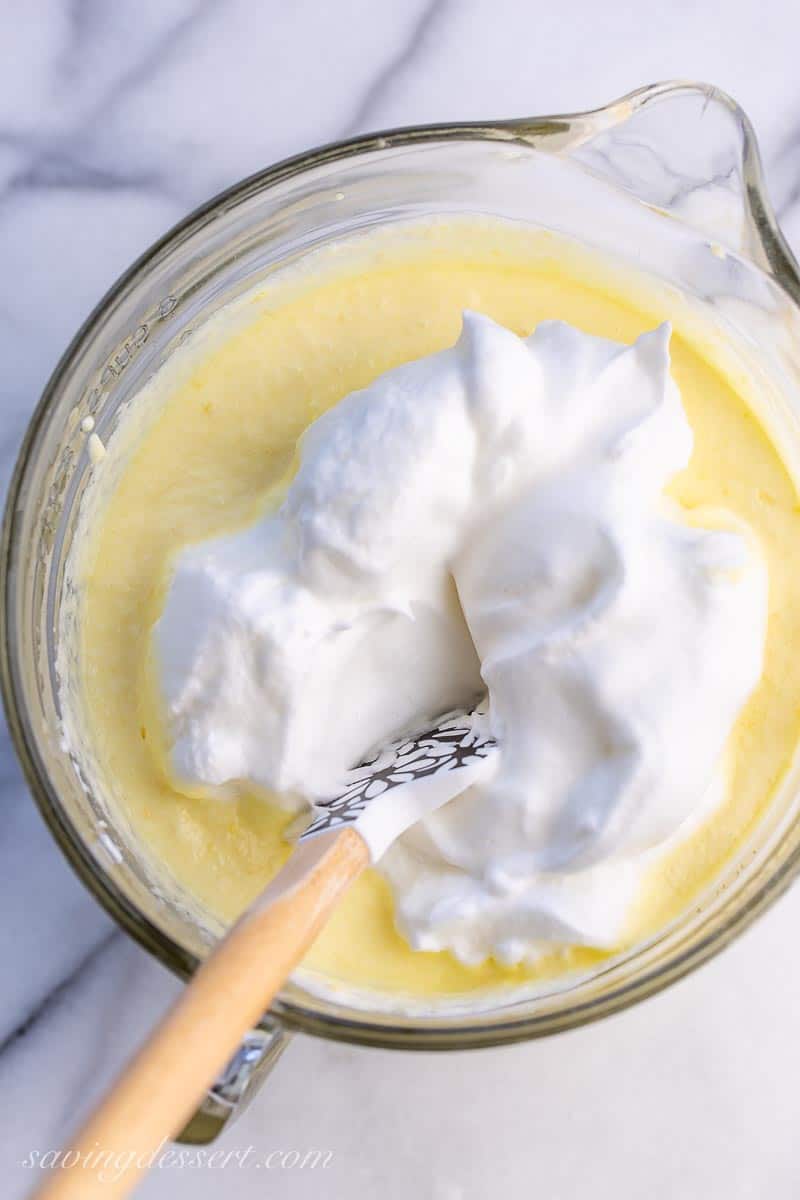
xmin=300 ymin=699 xmax=496 ymax=860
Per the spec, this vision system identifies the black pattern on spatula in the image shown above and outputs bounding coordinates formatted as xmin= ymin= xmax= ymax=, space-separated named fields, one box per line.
xmin=300 ymin=706 xmax=495 ymax=841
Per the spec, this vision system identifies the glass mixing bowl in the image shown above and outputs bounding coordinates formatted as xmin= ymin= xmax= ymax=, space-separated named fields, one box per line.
xmin=4 ymin=81 xmax=800 ymax=1141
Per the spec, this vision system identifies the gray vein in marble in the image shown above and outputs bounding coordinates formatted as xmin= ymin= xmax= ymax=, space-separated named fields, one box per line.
xmin=767 ymin=118 xmax=800 ymax=221
xmin=65 ymin=0 xmax=100 ymax=50
xmin=774 ymin=133 xmax=800 ymax=226
xmin=54 ymin=942 xmax=132 ymax=1133
xmin=0 ymin=929 xmax=120 ymax=1060
xmin=6 ymin=151 xmax=164 ymax=196
xmin=59 ymin=0 xmax=216 ymax=98
xmin=0 ymin=0 xmax=219 ymax=213
xmin=777 ymin=183 xmax=800 ymax=226
xmin=342 ymin=0 xmax=450 ymax=136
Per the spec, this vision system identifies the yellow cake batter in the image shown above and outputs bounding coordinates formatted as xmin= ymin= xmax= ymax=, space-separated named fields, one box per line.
xmin=75 ymin=220 xmax=800 ymax=1001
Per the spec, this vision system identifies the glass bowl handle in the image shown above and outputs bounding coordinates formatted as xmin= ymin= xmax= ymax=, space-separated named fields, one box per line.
xmin=176 ymin=1017 xmax=292 ymax=1144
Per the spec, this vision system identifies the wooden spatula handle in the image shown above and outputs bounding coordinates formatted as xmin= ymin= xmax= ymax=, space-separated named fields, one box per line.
xmin=30 ymin=827 xmax=369 ymax=1200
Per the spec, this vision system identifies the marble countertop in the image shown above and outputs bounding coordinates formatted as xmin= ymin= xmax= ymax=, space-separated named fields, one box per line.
xmin=3 ymin=3 xmax=800 ymax=1197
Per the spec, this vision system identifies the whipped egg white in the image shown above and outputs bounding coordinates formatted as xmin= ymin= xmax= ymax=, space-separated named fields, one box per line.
xmin=154 ymin=314 xmax=767 ymax=964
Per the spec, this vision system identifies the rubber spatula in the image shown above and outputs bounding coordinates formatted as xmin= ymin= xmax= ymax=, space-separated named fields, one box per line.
xmin=31 ymin=703 xmax=496 ymax=1200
